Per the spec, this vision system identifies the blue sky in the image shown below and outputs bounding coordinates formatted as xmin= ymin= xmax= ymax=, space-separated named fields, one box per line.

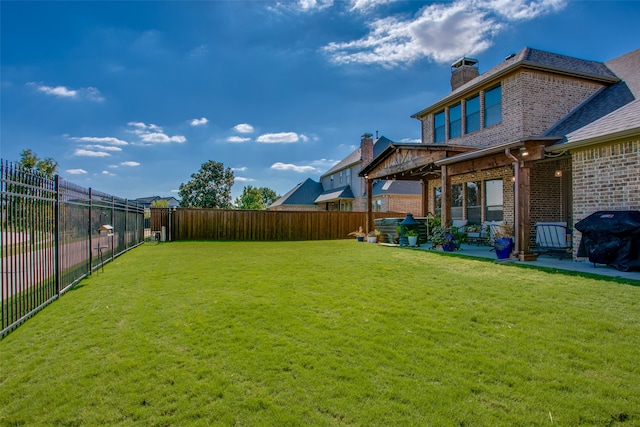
xmin=1 ymin=0 xmax=638 ymax=201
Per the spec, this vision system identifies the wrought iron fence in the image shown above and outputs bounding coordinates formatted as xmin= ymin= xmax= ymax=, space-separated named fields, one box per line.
xmin=1 ymin=160 xmax=144 ymax=337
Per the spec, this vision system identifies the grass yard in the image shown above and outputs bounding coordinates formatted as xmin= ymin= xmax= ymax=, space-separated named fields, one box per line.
xmin=1 ymin=240 xmax=639 ymax=426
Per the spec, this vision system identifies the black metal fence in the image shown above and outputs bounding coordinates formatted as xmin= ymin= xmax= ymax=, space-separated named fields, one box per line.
xmin=1 ymin=160 xmax=144 ymax=337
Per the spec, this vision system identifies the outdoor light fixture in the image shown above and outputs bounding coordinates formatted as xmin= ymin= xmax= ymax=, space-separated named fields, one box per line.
xmin=555 ymin=170 xmax=563 ymax=177
xmin=519 ymin=147 xmax=529 ymax=157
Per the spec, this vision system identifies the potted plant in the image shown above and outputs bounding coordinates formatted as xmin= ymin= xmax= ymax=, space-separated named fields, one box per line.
xmin=451 ymin=225 xmax=468 ymax=250
xmin=367 ymin=229 xmax=380 ymax=243
xmin=428 ymin=225 xmax=445 ymax=249
xmin=406 ymin=229 xmax=419 ymax=246
xmin=493 ymin=224 xmax=514 ymax=259
xmin=348 ymin=226 xmax=366 ymax=242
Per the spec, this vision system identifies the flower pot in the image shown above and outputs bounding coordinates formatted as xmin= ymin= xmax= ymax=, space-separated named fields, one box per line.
xmin=442 ymin=241 xmax=455 ymax=252
xmin=357 ymin=236 xmax=364 ymax=242
xmin=494 ymin=237 xmax=513 ymax=259
xmin=367 ymin=236 xmax=378 ymax=243
xmin=408 ymin=236 xmax=418 ymax=246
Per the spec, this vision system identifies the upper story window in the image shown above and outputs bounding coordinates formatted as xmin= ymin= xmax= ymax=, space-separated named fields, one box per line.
xmin=484 ymin=84 xmax=502 ymax=128
xmin=330 ymin=174 xmax=334 ymax=189
xmin=434 ymin=110 xmax=445 ymax=143
xmin=339 ymin=171 xmax=343 ymax=184
xmin=448 ymin=103 xmax=462 ymax=139
xmin=345 ymin=168 xmax=351 ymax=185
xmin=465 ymin=94 xmax=480 ymax=134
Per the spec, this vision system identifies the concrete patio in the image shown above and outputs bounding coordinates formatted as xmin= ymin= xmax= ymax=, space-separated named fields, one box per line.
xmin=396 ymin=242 xmax=640 ymax=282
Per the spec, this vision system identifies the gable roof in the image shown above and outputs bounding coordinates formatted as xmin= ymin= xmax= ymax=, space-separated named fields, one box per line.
xmin=320 ymin=135 xmax=396 ymax=179
xmin=547 ymin=48 xmax=640 ymax=151
xmin=322 ymin=148 xmax=360 ymax=178
xmin=412 ymin=47 xmax=619 ymax=118
xmin=269 ymin=178 xmax=323 ymax=207
xmin=314 ymin=185 xmax=355 ymax=203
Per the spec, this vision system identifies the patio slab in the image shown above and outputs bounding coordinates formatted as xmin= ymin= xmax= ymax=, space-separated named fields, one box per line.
xmin=400 ymin=242 xmax=640 ymax=282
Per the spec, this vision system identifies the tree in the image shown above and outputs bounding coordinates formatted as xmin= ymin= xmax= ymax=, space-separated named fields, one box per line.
xmin=18 ymin=149 xmax=58 ymax=178
xmin=178 ymin=161 xmax=234 ymax=208
xmin=235 ymin=186 xmax=280 ymax=210
xmin=150 ymin=199 xmax=169 ymax=208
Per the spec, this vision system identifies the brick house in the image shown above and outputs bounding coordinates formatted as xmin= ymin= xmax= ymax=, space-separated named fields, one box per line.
xmin=360 ymin=47 xmax=640 ymax=261
xmin=270 ymin=134 xmax=422 ymax=212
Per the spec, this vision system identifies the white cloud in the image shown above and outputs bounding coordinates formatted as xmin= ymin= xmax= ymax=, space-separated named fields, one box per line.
xmin=84 ymin=87 xmax=105 ymax=102
xmin=140 ymin=133 xmax=186 ymax=144
xmin=310 ymin=158 xmax=340 ymax=169
xmin=256 ymin=132 xmax=307 ymax=144
xmin=80 ymin=145 xmax=122 ymax=152
xmin=235 ymin=177 xmax=255 ymax=182
xmin=323 ymin=0 xmax=566 ymax=66
xmin=71 ymin=136 xmax=129 ymax=146
xmin=74 ymin=149 xmax=110 ymax=157
xmin=231 ymin=167 xmax=247 ymax=172
xmin=399 ymin=137 xmax=421 ymax=143
xmin=349 ymin=0 xmax=395 ymax=12
xmin=34 ymin=84 xmax=77 ymax=98
xmin=29 ymin=83 xmax=104 ymax=102
xmin=226 ymin=136 xmax=252 ymax=143
xmin=101 ymin=170 xmax=116 ymax=176
xmin=190 ymin=117 xmax=208 ymax=126
xmin=121 ymin=161 xmax=140 ymax=167
xmin=271 ymin=162 xmax=319 ymax=173
xmin=127 ymin=122 xmax=186 ymax=145
xmin=233 ymin=123 xmax=255 ymax=133
xmin=66 ymin=169 xmax=87 ymax=175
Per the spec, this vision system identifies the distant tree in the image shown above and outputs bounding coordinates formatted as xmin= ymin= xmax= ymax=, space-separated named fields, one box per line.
xmin=178 ymin=161 xmax=234 ymax=208
xmin=235 ymin=186 xmax=280 ymax=210
xmin=150 ymin=199 xmax=169 ymax=208
xmin=18 ymin=149 xmax=58 ymax=178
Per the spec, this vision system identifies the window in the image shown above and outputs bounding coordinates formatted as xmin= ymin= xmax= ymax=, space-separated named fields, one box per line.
xmin=465 ymin=95 xmax=480 ymax=134
xmin=451 ymin=183 xmax=463 ymax=220
xmin=485 ymin=179 xmax=503 ymax=221
xmin=449 ymin=103 xmax=462 ymax=139
xmin=466 ymin=181 xmax=481 ymax=224
xmin=484 ymin=84 xmax=502 ymax=128
xmin=339 ymin=171 xmax=343 ymax=184
xmin=330 ymin=174 xmax=334 ymax=189
xmin=434 ymin=186 xmax=442 ymax=216
xmin=376 ymin=200 xmax=382 ymax=212
xmin=345 ymin=168 xmax=351 ymax=185
xmin=434 ymin=110 xmax=445 ymax=143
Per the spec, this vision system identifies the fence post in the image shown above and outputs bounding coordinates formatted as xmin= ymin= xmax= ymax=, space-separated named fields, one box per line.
xmin=89 ymin=188 xmax=93 ymax=275
xmin=54 ymin=175 xmax=61 ymax=297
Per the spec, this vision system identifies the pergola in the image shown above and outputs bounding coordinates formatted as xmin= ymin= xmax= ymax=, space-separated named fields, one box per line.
xmin=360 ymin=138 xmax=561 ymax=261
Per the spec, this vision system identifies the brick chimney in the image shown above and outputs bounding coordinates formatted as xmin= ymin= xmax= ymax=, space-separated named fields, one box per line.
xmin=450 ymin=57 xmax=479 ymax=91
xmin=360 ymin=133 xmax=374 ymax=166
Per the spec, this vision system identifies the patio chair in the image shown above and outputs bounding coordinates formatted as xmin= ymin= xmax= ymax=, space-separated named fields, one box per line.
xmin=533 ymin=222 xmax=571 ymax=259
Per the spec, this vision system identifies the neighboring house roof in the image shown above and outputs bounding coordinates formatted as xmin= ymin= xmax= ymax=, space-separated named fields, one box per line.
xmin=322 ymin=148 xmax=360 ymax=179
xmin=135 ymin=196 xmax=160 ymax=205
xmin=371 ymin=180 xmax=421 ymax=196
xmin=314 ymin=186 xmax=355 ymax=203
xmin=134 ymin=196 xmax=180 ymax=207
xmin=373 ymin=136 xmax=394 ymax=158
xmin=269 ymin=178 xmax=323 ymax=207
xmin=320 ymin=136 xmax=395 ymax=180
xmin=412 ymin=46 xmax=619 ymax=118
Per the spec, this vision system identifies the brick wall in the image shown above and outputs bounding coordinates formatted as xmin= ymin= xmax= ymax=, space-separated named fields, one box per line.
xmin=419 ymin=70 xmax=604 ymax=147
xmin=572 ymin=139 xmax=640 ymax=256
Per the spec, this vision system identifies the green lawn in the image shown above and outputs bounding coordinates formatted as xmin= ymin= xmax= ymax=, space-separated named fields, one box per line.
xmin=1 ymin=241 xmax=639 ymax=426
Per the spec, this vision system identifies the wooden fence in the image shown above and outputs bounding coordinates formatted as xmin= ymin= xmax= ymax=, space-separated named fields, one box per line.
xmin=150 ymin=208 xmax=403 ymax=241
